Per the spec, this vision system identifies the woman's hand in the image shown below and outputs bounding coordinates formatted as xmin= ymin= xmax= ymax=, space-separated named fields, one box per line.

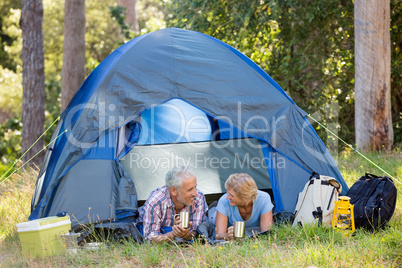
xmin=226 ymin=226 xmax=234 ymax=239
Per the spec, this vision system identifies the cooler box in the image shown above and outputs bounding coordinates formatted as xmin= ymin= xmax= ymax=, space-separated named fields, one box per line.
xmin=16 ymin=216 xmax=71 ymax=258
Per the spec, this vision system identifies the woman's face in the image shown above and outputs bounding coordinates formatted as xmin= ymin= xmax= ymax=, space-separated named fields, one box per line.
xmin=226 ymin=188 xmax=246 ymax=207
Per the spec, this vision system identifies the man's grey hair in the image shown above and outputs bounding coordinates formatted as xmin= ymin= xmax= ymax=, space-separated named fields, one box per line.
xmin=165 ymin=166 xmax=195 ymax=190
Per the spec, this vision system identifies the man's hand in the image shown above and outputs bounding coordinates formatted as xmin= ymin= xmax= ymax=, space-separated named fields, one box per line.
xmin=151 ymin=220 xmax=194 ymax=243
xmin=172 ymin=221 xmax=193 ymax=240
xmin=181 ymin=222 xmax=194 ymax=241
xmin=174 ymin=214 xmax=181 ymax=225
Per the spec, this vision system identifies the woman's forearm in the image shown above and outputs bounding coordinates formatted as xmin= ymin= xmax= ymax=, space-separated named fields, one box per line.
xmin=215 ymin=232 xmax=229 ymax=240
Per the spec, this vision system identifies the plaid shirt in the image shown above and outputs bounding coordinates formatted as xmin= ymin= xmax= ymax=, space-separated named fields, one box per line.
xmin=136 ymin=185 xmax=207 ymax=240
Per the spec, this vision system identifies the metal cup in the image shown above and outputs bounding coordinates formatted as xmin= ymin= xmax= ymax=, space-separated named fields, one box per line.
xmin=175 ymin=211 xmax=190 ymax=228
xmin=233 ymin=221 xmax=246 ymax=238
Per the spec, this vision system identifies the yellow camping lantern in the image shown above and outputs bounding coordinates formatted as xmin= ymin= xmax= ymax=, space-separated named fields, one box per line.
xmin=332 ymin=196 xmax=355 ymax=234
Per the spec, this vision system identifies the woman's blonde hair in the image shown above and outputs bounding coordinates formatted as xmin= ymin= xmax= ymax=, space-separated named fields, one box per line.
xmin=225 ymin=173 xmax=258 ymax=202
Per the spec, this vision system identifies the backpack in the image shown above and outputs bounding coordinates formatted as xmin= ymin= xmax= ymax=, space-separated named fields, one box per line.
xmin=293 ymin=172 xmax=342 ymax=226
xmin=346 ymin=173 xmax=397 ymax=230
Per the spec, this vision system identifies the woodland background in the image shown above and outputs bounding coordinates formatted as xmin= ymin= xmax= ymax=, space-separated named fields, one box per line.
xmin=0 ymin=0 xmax=401 ymax=175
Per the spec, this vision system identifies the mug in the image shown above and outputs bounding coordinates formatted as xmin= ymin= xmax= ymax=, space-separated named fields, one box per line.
xmin=233 ymin=221 xmax=246 ymax=238
xmin=175 ymin=211 xmax=190 ymax=229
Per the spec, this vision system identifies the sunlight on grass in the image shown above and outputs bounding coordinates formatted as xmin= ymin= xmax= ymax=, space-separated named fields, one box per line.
xmin=0 ymin=168 xmax=36 ymax=240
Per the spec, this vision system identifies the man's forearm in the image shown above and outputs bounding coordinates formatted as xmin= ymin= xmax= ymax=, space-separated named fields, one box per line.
xmin=151 ymin=231 xmax=175 ymax=243
xmin=151 ymin=229 xmax=195 ymax=242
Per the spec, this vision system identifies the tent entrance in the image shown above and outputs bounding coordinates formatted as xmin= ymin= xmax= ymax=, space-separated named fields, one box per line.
xmin=119 ymin=137 xmax=273 ymax=206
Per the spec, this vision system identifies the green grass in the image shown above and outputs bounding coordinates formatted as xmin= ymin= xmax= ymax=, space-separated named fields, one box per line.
xmin=1 ymin=151 xmax=401 ymax=267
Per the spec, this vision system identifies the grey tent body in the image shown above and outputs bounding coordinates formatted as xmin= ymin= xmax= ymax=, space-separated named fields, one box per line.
xmin=29 ymin=28 xmax=348 ymax=231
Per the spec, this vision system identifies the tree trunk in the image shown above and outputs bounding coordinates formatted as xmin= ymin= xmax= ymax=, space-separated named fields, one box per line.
xmin=355 ymin=0 xmax=393 ymax=151
xmin=20 ymin=0 xmax=45 ymax=167
xmin=61 ymin=0 xmax=86 ymax=111
xmin=117 ymin=0 xmax=139 ymax=32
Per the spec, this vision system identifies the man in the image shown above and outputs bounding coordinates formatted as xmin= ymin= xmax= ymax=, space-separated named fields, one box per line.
xmin=136 ymin=166 xmax=208 ymax=243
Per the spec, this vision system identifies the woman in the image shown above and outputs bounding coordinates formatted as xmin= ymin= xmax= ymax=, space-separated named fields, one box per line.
xmin=215 ymin=173 xmax=274 ymax=240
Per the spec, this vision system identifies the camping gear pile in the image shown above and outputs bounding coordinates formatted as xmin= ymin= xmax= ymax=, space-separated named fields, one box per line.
xmin=292 ymin=172 xmax=397 ymax=233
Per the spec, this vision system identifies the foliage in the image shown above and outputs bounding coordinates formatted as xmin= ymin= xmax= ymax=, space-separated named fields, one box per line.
xmin=267 ymin=0 xmax=355 ymax=149
xmin=0 ymin=66 xmax=22 ymax=116
xmin=42 ymin=0 xmax=124 ymax=84
xmin=166 ymin=0 xmax=400 ymax=148
xmin=110 ymin=5 xmax=132 ymax=39
xmin=110 ymin=0 xmax=167 ymax=44
xmin=44 ymin=75 xmax=61 ymax=145
xmin=0 ymin=0 xmax=21 ymax=72
xmin=0 ymin=4 xmax=22 ymax=118
xmin=391 ymin=0 xmax=402 ymax=145
xmin=0 ymin=117 xmax=21 ymax=175
xmin=85 ymin=0 xmax=124 ymax=73
xmin=42 ymin=0 xmax=64 ymax=84
xmin=0 ymin=152 xmax=401 ymax=266
xmin=0 ymin=2 xmax=22 ymax=175
xmin=136 ymin=0 xmax=168 ymax=33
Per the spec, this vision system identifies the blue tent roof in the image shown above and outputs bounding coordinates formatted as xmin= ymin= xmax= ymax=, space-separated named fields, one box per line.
xmin=30 ymin=28 xmax=348 ymax=221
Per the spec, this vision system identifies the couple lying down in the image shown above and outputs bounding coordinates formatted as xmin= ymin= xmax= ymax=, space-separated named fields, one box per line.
xmin=135 ymin=166 xmax=274 ymax=243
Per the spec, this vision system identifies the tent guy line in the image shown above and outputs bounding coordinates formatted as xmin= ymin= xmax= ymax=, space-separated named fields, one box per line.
xmin=0 ymin=123 xmax=65 ymax=186
xmin=307 ymin=114 xmax=400 ymax=185
xmin=0 ymin=116 xmax=60 ymax=181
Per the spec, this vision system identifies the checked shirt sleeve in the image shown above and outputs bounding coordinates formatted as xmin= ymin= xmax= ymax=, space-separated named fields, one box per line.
xmin=142 ymin=199 xmax=164 ymax=239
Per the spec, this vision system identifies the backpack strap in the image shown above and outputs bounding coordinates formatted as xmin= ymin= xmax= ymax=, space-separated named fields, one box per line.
xmin=293 ymin=173 xmax=319 ymax=225
xmin=310 ymin=172 xmax=320 ymax=180
xmin=312 ymin=175 xmax=323 ymax=224
xmin=293 ymin=181 xmax=310 ymax=219
xmin=365 ymin=173 xmax=380 ymax=179
xmin=327 ymin=187 xmax=336 ymax=211
xmin=348 ymin=175 xmax=382 ymax=204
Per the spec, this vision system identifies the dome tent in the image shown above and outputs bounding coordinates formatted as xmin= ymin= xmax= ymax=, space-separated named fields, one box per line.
xmin=29 ymin=28 xmax=348 ymax=234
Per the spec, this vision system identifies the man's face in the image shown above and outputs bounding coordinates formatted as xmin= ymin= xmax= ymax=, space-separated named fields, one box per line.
xmin=176 ymin=175 xmax=198 ymax=207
